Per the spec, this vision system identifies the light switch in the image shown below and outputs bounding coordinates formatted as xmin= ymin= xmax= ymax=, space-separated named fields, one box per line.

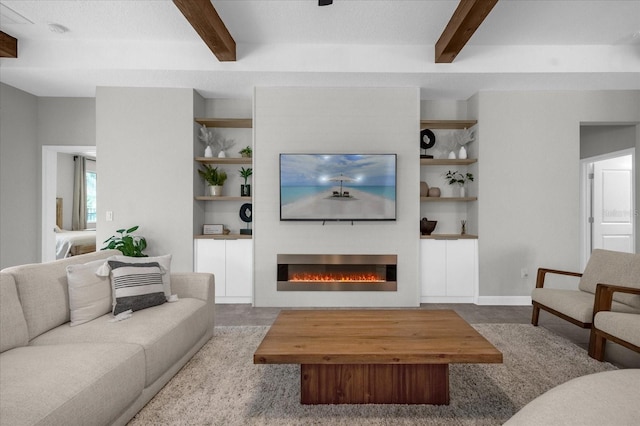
xmin=106 ymin=211 xmax=113 ymax=221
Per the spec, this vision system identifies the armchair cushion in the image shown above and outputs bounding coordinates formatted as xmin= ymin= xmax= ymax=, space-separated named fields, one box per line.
xmin=531 ymin=289 xmax=594 ymax=324
xmin=594 ymin=312 xmax=640 ymax=348
xmin=578 ymin=249 xmax=640 ymax=309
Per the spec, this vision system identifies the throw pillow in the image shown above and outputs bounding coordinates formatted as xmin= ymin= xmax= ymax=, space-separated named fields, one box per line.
xmin=111 ymin=254 xmax=172 ymax=299
xmin=66 ymin=259 xmax=112 ymax=326
xmin=109 ymin=260 xmax=167 ymax=315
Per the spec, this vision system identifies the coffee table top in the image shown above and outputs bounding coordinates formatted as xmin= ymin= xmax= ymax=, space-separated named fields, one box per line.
xmin=254 ymin=309 xmax=502 ymax=365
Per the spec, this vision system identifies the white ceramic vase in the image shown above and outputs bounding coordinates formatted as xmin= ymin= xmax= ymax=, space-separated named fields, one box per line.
xmin=459 ymin=146 xmax=467 ymax=159
xmin=448 ymin=151 xmax=457 ymax=159
xmin=217 ymin=150 xmax=226 ymax=158
xmin=460 ymin=186 xmax=466 ymax=197
xmin=204 ymin=145 xmax=213 ymax=158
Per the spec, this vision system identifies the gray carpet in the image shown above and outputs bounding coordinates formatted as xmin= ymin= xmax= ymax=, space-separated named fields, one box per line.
xmin=128 ymin=324 xmax=616 ymax=426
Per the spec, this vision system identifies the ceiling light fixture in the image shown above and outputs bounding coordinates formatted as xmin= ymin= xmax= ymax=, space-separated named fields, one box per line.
xmin=319 ymin=0 xmax=333 ymax=6
xmin=48 ymin=23 xmax=69 ymax=34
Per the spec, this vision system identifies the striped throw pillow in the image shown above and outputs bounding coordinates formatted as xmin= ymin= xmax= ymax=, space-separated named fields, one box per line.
xmin=108 ymin=261 xmax=166 ymax=315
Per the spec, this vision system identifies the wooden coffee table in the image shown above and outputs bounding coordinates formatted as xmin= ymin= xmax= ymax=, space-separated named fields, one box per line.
xmin=253 ymin=309 xmax=502 ymax=405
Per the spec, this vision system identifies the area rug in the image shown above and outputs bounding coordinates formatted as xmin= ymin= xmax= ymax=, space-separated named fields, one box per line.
xmin=128 ymin=324 xmax=616 ymax=426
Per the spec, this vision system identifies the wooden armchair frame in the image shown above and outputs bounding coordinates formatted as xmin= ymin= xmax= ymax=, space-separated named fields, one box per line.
xmin=588 ymin=283 xmax=640 ymax=361
xmin=531 ymin=268 xmax=585 ymax=327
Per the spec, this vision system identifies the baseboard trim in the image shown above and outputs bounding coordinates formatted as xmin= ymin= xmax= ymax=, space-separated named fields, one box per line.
xmin=420 ymin=296 xmax=476 ymax=304
xmin=476 ymin=296 xmax=532 ymax=306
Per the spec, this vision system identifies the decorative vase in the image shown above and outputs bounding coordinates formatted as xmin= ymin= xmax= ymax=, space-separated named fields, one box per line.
xmin=461 ymin=220 xmax=467 ymax=235
xmin=459 ymin=146 xmax=467 ymax=159
xmin=448 ymin=151 xmax=457 ymax=159
xmin=204 ymin=145 xmax=213 ymax=158
xmin=427 ymin=187 xmax=441 ymax=197
xmin=209 ymin=185 xmax=223 ymax=196
xmin=420 ymin=218 xmax=437 ymax=235
xmin=420 ymin=181 xmax=429 ymax=197
xmin=460 ymin=186 xmax=466 ymax=198
xmin=241 ymin=184 xmax=251 ymax=197
xmin=217 ymin=150 xmax=226 ymax=158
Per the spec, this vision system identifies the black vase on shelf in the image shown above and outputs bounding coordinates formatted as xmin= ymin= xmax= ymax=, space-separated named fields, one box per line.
xmin=241 ymin=184 xmax=251 ymax=197
xmin=420 ymin=218 xmax=437 ymax=235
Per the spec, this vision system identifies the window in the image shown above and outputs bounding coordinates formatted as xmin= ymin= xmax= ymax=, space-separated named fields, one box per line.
xmin=86 ymin=171 xmax=96 ymax=224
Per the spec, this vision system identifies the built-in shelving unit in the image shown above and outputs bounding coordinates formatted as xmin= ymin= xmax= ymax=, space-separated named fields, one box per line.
xmin=420 ymin=158 xmax=477 ymax=166
xmin=194 ymin=234 xmax=252 ymax=240
xmin=195 ymin=118 xmax=252 ymax=128
xmin=195 ymin=157 xmax=251 ymax=165
xmin=194 ymin=196 xmax=251 ymax=201
xmin=420 ymin=233 xmax=479 ymax=240
xmin=420 ymin=120 xmax=477 ymax=130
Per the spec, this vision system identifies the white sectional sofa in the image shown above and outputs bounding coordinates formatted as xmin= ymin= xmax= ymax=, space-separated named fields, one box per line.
xmin=0 ymin=250 xmax=215 ymax=426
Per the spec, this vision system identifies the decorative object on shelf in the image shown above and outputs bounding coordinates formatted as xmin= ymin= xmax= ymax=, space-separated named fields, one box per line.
xmin=458 ymin=146 xmax=467 ymax=159
xmin=217 ymin=137 xmax=236 ymax=158
xmin=444 ymin=170 xmax=474 ymax=197
xmin=461 ymin=220 xmax=467 ymax=235
xmin=420 ymin=218 xmax=437 ymax=235
xmin=239 ymin=167 xmax=252 ymax=197
xmin=203 ymin=224 xmax=224 ymax=235
xmin=198 ymin=125 xmax=216 ymax=157
xmin=198 ymin=164 xmax=227 ymax=196
xmin=448 ymin=151 xmax=457 ymax=159
xmin=223 ymin=227 xmax=231 ymax=235
xmin=420 ymin=181 xmax=429 ymax=197
xmin=239 ymin=203 xmax=252 ymax=235
xmin=428 ymin=187 xmax=441 ymax=197
xmin=420 ymin=128 xmax=436 ymax=159
xmin=239 ymin=146 xmax=252 ymax=158
xmin=101 ymin=225 xmax=147 ymax=257
xmin=455 ymin=128 xmax=475 ymax=147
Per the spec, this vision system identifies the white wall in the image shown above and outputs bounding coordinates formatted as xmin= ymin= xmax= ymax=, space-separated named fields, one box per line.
xmin=96 ymin=87 xmax=195 ymax=271
xmin=253 ymin=87 xmax=420 ymax=307
xmin=476 ymin=91 xmax=640 ymax=298
xmin=0 ymin=83 xmax=39 ymax=268
xmin=580 ymin=125 xmax=636 ymax=159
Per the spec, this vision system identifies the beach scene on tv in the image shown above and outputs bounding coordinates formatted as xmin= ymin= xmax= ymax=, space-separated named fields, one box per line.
xmin=280 ymin=154 xmax=397 ymax=220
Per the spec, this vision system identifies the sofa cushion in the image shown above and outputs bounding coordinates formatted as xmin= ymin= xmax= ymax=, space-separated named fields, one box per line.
xmin=66 ymin=259 xmax=112 ymax=326
xmin=110 ymin=254 xmax=172 ymax=298
xmin=594 ymin=312 xmax=640 ymax=347
xmin=1 ymin=250 xmax=119 ymax=340
xmin=0 ymin=273 xmax=29 ymax=353
xmin=578 ymin=249 xmax=640 ymax=309
xmin=504 ymin=369 xmax=640 ymax=426
xmin=30 ymin=298 xmax=209 ymax=387
xmin=108 ymin=260 xmax=166 ymax=315
xmin=0 ymin=342 xmax=145 ymax=426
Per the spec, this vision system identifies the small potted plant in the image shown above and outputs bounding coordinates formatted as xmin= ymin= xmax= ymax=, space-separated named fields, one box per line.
xmin=444 ymin=170 xmax=474 ymax=197
xmin=239 ymin=146 xmax=252 ymax=158
xmin=239 ymin=167 xmax=253 ymax=197
xmin=198 ymin=164 xmax=228 ymax=196
xmin=102 ymin=225 xmax=148 ymax=257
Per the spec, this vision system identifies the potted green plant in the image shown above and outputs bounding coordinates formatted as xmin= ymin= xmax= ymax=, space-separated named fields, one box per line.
xmin=102 ymin=225 xmax=148 ymax=257
xmin=444 ymin=170 xmax=474 ymax=197
xmin=239 ymin=146 xmax=252 ymax=158
xmin=239 ymin=167 xmax=253 ymax=197
xmin=198 ymin=164 xmax=228 ymax=196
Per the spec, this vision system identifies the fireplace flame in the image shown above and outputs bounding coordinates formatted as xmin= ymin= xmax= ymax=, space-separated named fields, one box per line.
xmin=289 ymin=272 xmax=385 ymax=283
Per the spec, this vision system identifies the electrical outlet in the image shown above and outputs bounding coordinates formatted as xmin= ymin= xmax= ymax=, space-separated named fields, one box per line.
xmin=520 ymin=268 xmax=529 ymax=279
xmin=106 ymin=211 xmax=113 ymax=221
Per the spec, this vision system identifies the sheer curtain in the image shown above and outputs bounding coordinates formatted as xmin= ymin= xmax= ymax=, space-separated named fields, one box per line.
xmin=72 ymin=155 xmax=87 ymax=230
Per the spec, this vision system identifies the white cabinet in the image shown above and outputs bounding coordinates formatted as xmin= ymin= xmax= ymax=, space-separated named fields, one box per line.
xmin=420 ymin=239 xmax=477 ymax=303
xmin=194 ymin=238 xmax=253 ymax=303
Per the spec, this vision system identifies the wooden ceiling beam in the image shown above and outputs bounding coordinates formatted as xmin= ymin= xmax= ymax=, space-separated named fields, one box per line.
xmin=0 ymin=31 xmax=18 ymax=58
xmin=435 ymin=0 xmax=498 ymax=63
xmin=173 ymin=0 xmax=236 ymax=61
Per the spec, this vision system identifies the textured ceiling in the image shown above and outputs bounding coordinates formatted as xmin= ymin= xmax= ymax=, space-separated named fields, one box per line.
xmin=1 ymin=0 xmax=639 ymax=99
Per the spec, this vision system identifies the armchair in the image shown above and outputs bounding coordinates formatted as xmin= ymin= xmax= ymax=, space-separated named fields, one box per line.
xmin=589 ymin=283 xmax=640 ymax=361
xmin=531 ymin=249 xmax=640 ymax=329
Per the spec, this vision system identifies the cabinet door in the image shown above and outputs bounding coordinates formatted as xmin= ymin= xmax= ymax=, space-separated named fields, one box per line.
xmin=446 ymin=240 xmax=477 ymax=297
xmin=194 ymin=239 xmax=226 ymax=297
xmin=225 ymin=239 xmax=253 ymax=298
xmin=420 ymin=240 xmax=447 ymax=297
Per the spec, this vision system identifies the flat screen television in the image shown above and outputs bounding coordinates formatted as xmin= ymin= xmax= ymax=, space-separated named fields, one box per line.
xmin=280 ymin=154 xmax=397 ymax=221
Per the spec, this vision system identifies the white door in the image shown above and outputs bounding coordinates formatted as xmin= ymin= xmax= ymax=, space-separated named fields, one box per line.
xmin=592 ymin=154 xmax=634 ymax=253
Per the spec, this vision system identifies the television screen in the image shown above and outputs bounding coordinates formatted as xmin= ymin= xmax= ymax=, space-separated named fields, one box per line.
xmin=280 ymin=154 xmax=397 ymax=221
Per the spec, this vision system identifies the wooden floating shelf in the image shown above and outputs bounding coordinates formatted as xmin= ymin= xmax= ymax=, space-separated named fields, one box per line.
xmin=420 ymin=234 xmax=478 ymax=240
xmin=420 ymin=197 xmax=477 ymax=202
xmin=420 ymin=158 xmax=477 ymax=166
xmin=194 ymin=234 xmax=252 ymax=240
xmin=195 ymin=157 xmax=252 ymax=164
xmin=195 ymin=196 xmax=252 ymax=201
xmin=195 ymin=118 xmax=252 ymax=128
xmin=420 ymin=120 xmax=477 ymax=130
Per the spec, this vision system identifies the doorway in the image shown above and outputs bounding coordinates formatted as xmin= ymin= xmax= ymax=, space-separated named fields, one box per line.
xmin=581 ymin=148 xmax=635 ymax=268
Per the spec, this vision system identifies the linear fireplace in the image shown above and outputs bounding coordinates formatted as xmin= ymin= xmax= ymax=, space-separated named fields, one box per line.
xmin=277 ymin=254 xmax=397 ymax=291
